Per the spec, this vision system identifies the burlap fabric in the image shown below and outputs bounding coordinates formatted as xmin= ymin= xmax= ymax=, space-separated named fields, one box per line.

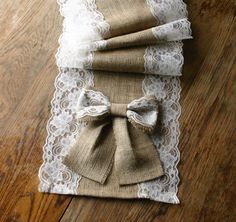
xmin=38 ymin=0 xmax=191 ymax=201
xmin=96 ymin=0 xmax=158 ymax=38
xmin=93 ymin=47 xmax=146 ymax=74
xmin=63 ymin=0 xmax=185 ymax=198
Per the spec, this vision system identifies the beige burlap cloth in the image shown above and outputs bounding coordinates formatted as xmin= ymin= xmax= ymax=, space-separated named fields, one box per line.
xmin=96 ymin=0 xmax=158 ymax=38
xmin=81 ymin=19 xmax=192 ymax=51
xmin=61 ymin=0 xmax=190 ymax=198
xmin=39 ymin=0 xmax=191 ymax=200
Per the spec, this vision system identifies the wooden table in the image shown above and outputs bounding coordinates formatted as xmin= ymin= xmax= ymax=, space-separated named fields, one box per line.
xmin=0 ymin=0 xmax=235 ymax=221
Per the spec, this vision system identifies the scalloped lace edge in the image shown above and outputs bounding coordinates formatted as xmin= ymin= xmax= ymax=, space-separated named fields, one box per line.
xmin=139 ymin=74 xmax=182 ymax=204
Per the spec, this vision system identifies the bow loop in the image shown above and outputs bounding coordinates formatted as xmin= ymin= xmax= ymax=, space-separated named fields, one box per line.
xmin=76 ymin=89 xmax=158 ymax=131
xmin=76 ymin=88 xmax=111 ymax=121
xmin=127 ymin=96 xmax=158 ymax=133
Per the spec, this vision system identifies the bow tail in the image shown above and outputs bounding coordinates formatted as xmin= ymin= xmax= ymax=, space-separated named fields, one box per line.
xmin=113 ymin=117 xmax=164 ymax=185
xmin=63 ymin=120 xmax=115 ymax=184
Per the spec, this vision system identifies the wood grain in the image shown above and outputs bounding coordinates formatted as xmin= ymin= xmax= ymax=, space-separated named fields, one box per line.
xmin=0 ymin=0 xmax=235 ymax=221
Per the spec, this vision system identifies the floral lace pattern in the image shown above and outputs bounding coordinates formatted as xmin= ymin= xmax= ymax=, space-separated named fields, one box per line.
xmin=56 ymin=0 xmax=110 ymax=68
xmin=76 ymin=88 xmax=111 ymax=119
xmin=146 ymin=0 xmax=188 ymax=24
xmin=38 ymin=68 xmax=94 ymax=194
xmin=144 ymin=42 xmax=184 ymax=76
xmin=152 ymin=18 xmax=192 ymax=42
xmin=127 ymin=96 xmax=159 ymax=132
xmin=78 ymin=18 xmax=192 ymax=52
xmin=139 ymin=75 xmax=181 ymax=203
xmin=38 ymin=68 xmax=182 ymax=204
xmin=59 ymin=42 xmax=185 ymax=75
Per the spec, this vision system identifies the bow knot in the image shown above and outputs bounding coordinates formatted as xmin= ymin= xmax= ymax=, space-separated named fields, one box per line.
xmin=110 ymin=103 xmax=127 ymax=117
xmin=63 ymin=89 xmax=164 ymax=185
xmin=76 ymin=88 xmax=159 ymax=133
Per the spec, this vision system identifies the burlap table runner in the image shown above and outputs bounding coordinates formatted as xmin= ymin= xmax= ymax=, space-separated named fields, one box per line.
xmin=38 ymin=0 xmax=192 ymax=203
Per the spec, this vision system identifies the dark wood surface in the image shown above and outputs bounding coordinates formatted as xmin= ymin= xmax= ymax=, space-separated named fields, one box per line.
xmin=0 ymin=0 xmax=235 ymax=221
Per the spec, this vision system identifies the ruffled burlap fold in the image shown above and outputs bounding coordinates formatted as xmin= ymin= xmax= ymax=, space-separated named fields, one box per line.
xmin=57 ymin=0 xmax=192 ymax=71
xmin=80 ymin=19 xmax=192 ymax=51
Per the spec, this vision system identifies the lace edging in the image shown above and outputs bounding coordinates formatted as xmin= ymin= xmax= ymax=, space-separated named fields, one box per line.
xmin=38 ymin=0 xmax=95 ymax=194
xmin=38 ymin=67 xmax=95 ymax=194
xmin=139 ymin=0 xmax=188 ymax=204
xmin=144 ymin=41 xmax=184 ymax=76
xmin=152 ymin=18 xmax=192 ymax=42
xmin=146 ymin=0 xmax=188 ymax=24
xmin=56 ymin=0 xmax=190 ymax=69
xmin=139 ymin=74 xmax=181 ymax=204
xmin=56 ymin=0 xmax=110 ymax=68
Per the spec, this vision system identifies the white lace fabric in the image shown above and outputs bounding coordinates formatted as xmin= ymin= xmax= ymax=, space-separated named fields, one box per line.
xmin=56 ymin=0 xmax=110 ymax=68
xmin=152 ymin=18 xmax=192 ymax=42
xmin=39 ymin=0 xmax=190 ymax=204
xmin=62 ymin=43 xmax=185 ymax=76
xmin=146 ymin=0 xmax=188 ymax=23
xmin=39 ymin=68 xmax=93 ymax=194
xmin=140 ymin=75 xmax=181 ymax=203
xmin=144 ymin=42 xmax=184 ymax=76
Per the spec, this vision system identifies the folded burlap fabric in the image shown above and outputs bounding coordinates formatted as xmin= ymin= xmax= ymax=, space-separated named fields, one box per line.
xmin=39 ymin=0 xmax=192 ymax=204
xmin=57 ymin=0 xmax=192 ymax=75
xmin=79 ymin=18 xmax=192 ymax=51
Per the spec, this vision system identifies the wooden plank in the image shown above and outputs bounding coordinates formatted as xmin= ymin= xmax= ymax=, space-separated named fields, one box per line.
xmin=0 ymin=1 xmax=73 ymax=221
xmin=60 ymin=0 xmax=236 ymax=222
xmin=0 ymin=0 xmax=235 ymax=221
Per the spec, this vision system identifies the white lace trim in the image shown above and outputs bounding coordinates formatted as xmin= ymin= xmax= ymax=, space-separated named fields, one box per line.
xmin=76 ymin=88 xmax=159 ymax=131
xmin=144 ymin=41 xmax=184 ymax=76
xmin=146 ymin=0 xmax=188 ymax=24
xmin=78 ymin=40 xmax=107 ymax=52
xmin=152 ymin=18 xmax=192 ymax=42
xmin=139 ymin=75 xmax=181 ymax=204
xmin=38 ymin=68 xmax=94 ymax=194
xmin=140 ymin=0 xmax=188 ymax=203
xmin=59 ymin=42 xmax=185 ymax=76
xmin=56 ymin=0 xmax=109 ymax=68
xmin=38 ymin=68 xmax=182 ymax=204
xmin=73 ymin=18 xmax=192 ymax=52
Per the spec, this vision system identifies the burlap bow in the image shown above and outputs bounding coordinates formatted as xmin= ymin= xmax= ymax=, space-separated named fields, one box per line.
xmin=63 ymin=89 xmax=164 ymax=185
